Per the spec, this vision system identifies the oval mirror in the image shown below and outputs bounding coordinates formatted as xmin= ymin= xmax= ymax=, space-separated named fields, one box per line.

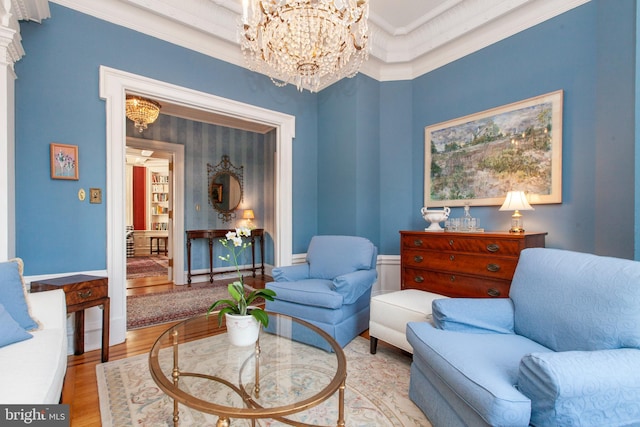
xmin=207 ymin=155 xmax=244 ymax=222
xmin=211 ymin=172 xmax=242 ymax=213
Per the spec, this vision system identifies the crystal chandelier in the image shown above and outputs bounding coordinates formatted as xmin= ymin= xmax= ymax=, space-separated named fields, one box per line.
xmin=125 ymin=95 xmax=161 ymax=133
xmin=240 ymin=0 xmax=370 ymax=92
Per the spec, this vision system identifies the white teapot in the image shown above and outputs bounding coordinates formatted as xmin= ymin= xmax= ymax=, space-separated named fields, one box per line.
xmin=421 ymin=206 xmax=451 ymax=231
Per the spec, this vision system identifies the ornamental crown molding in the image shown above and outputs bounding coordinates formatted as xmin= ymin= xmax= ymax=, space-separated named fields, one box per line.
xmin=51 ymin=0 xmax=589 ymax=86
xmin=0 ymin=0 xmax=50 ymax=67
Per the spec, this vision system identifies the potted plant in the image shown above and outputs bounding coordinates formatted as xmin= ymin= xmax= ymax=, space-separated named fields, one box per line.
xmin=207 ymin=227 xmax=276 ymax=346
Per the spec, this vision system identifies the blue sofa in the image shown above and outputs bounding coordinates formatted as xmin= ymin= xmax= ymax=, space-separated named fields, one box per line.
xmin=407 ymin=248 xmax=640 ymax=427
xmin=265 ymin=235 xmax=378 ymax=351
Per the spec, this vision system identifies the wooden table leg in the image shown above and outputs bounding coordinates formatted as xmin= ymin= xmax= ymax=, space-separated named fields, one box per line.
xmin=74 ymin=310 xmax=85 ymax=356
xmin=101 ymin=298 xmax=110 ymax=362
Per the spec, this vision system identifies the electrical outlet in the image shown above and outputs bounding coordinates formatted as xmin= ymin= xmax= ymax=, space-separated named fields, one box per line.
xmin=90 ymin=188 xmax=102 ymax=204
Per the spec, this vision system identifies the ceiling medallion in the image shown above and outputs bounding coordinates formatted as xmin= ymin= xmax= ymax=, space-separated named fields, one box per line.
xmin=240 ymin=0 xmax=370 ymax=92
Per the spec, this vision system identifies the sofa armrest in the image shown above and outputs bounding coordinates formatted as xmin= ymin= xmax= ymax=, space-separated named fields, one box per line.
xmin=432 ymin=298 xmax=515 ymax=334
xmin=332 ymin=269 xmax=377 ymax=304
xmin=518 ymin=349 xmax=640 ymax=427
xmin=272 ymin=264 xmax=310 ymax=282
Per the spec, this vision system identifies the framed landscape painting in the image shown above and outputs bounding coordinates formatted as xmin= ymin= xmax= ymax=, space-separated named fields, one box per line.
xmin=50 ymin=143 xmax=79 ymax=180
xmin=424 ymin=90 xmax=563 ymax=207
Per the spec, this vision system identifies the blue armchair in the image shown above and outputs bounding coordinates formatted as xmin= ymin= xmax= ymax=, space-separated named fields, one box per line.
xmin=265 ymin=235 xmax=378 ymax=351
xmin=407 ymin=248 xmax=640 ymax=427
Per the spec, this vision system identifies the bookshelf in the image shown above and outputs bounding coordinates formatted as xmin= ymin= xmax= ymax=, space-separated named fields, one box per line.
xmin=150 ymin=171 xmax=169 ymax=231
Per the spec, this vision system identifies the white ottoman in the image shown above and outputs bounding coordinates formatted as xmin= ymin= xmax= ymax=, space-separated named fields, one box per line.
xmin=369 ymin=289 xmax=448 ymax=354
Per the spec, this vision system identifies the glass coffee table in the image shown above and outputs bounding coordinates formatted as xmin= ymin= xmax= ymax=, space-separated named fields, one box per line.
xmin=149 ymin=312 xmax=347 ymax=426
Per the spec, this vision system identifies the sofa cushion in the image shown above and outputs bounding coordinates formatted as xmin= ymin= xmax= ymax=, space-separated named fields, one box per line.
xmin=307 ymin=236 xmax=375 ymax=279
xmin=407 ymin=321 xmax=551 ymax=426
xmin=0 ymin=259 xmax=39 ymax=331
xmin=0 ymin=290 xmax=67 ymax=404
xmin=0 ymin=303 xmax=32 ymax=347
xmin=266 ymin=279 xmax=343 ymax=309
xmin=510 ymin=248 xmax=640 ymax=352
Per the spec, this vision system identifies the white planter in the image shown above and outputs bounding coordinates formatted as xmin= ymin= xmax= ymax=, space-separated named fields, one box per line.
xmin=225 ymin=313 xmax=260 ymax=346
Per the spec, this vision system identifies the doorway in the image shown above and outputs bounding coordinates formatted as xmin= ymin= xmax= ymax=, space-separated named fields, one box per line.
xmin=125 ymin=144 xmax=173 ymax=289
xmin=100 ymin=66 xmax=295 ymax=346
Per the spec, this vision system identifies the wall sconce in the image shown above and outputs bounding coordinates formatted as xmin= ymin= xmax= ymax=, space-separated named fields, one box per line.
xmin=499 ymin=191 xmax=534 ymax=233
xmin=243 ymin=209 xmax=255 ymax=229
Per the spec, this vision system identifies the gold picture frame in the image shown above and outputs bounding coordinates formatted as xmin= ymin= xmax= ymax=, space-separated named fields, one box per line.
xmin=424 ymin=90 xmax=563 ymax=207
xmin=50 ymin=143 xmax=79 ymax=180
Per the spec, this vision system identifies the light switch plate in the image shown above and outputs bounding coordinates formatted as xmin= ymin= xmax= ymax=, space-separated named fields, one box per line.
xmin=90 ymin=188 xmax=102 ymax=204
xmin=78 ymin=188 xmax=86 ymax=201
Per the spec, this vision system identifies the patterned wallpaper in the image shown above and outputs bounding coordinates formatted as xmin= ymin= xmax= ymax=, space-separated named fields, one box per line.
xmin=127 ymin=114 xmax=276 ymax=268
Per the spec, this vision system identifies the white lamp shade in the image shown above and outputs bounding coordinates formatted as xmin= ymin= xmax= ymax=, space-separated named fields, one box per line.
xmin=499 ymin=191 xmax=534 ymax=212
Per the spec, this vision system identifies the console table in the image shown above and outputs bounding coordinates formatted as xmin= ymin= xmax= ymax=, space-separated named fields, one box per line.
xmin=30 ymin=274 xmax=110 ymax=362
xmin=186 ymin=229 xmax=265 ymax=285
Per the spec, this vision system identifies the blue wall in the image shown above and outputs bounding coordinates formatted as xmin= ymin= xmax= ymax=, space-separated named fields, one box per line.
xmin=13 ymin=0 xmax=638 ymax=275
xmin=15 ymin=4 xmax=318 ymax=274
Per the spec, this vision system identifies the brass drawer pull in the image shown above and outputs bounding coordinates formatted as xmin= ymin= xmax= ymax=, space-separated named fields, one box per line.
xmin=487 ymin=288 xmax=501 ymax=297
xmin=78 ymin=290 xmax=93 ymax=299
xmin=487 ymin=263 xmax=501 ymax=272
xmin=449 ymin=239 xmax=454 ymax=246
xmin=413 ymin=255 xmax=424 ymax=263
xmin=414 ymin=239 xmax=423 ymax=247
xmin=414 ymin=276 xmax=424 ymax=283
xmin=486 ymin=243 xmax=500 ymax=253
xmin=450 ymin=275 xmax=456 ymax=282
xmin=449 ymin=255 xmax=455 ymax=261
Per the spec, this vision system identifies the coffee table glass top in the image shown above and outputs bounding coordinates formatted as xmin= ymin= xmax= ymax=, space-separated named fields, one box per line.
xmin=149 ymin=312 xmax=347 ymax=425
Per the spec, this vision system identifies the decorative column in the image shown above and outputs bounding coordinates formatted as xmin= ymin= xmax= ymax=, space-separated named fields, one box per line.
xmin=0 ymin=0 xmax=49 ymax=260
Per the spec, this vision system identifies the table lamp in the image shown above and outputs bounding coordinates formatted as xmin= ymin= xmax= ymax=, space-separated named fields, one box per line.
xmin=499 ymin=191 xmax=534 ymax=233
xmin=242 ymin=209 xmax=255 ymax=229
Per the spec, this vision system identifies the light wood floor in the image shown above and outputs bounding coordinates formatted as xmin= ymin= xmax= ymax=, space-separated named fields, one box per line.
xmin=62 ymin=273 xmax=272 ymax=426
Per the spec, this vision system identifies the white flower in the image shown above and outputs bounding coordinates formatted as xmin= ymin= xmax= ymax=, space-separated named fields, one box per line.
xmin=225 ymin=231 xmax=237 ymax=240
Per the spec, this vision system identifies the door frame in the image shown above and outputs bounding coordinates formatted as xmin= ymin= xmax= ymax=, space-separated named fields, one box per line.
xmin=100 ymin=66 xmax=295 ymax=346
xmin=127 ymin=137 xmax=182 ymax=281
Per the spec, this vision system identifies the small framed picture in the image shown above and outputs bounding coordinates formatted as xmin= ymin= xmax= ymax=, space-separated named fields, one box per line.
xmin=50 ymin=143 xmax=79 ymax=180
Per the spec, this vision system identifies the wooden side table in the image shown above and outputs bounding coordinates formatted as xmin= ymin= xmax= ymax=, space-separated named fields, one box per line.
xmin=30 ymin=275 xmax=110 ymax=362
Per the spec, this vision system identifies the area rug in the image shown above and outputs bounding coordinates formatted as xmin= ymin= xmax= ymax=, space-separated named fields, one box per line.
xmin=127 ymin=255 xmax=169 ymax=279
xmin=127 ymin=286 xmax=228 ymax=329
xmin=96 ymin=336 xmax=430 ymax=426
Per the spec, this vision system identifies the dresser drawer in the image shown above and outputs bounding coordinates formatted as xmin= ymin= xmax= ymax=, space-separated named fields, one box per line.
xmin=402 ymin=234 xmax=523 ymax=256
xmin=66 ymin=284 xmax=107 ymax=305
xmin=402 ymin=249 xmax=518 ymax=280
xmin=402 ymin=268 xmax=510 ymax=298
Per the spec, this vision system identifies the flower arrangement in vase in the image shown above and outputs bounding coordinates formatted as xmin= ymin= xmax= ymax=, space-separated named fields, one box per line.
xmin=207 ymin=227 xmax=276 ymax=346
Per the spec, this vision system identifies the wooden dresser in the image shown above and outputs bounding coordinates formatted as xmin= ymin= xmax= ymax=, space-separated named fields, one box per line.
xmin=400 ymin=231 xmax=547 ymax=298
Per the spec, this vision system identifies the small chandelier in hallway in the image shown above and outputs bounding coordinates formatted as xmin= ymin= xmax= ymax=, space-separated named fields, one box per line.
xmin=240 ymin=0 xmax=370 ymax=92
xmin=125 ymin=95 xmax=161 ymax=133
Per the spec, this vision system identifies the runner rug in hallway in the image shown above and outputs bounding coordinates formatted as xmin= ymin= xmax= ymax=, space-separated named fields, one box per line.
xmin=126 ymin=255 xmax=168 ymax=279
xmin=127 ymin=286 xmax=228 ymax=329
xmin=96 ymin=336 xmax=431 ymax=426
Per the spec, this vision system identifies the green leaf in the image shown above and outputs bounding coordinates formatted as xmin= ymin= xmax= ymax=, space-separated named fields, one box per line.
xmin=251 ymin=308 xmax=270 ymax=328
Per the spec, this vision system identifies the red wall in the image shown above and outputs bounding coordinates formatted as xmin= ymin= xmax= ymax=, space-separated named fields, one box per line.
xmin=133 ymin=166 xmax=146 ymax=230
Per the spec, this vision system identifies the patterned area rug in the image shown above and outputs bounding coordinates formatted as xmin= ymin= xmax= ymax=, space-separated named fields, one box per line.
xmin=127 ymin=255 xmax=168 ymax=279
xmin=127 ymin=286 xmax=228 ymax=329
xmin=96 ymin=336 xmax=431 ymax=426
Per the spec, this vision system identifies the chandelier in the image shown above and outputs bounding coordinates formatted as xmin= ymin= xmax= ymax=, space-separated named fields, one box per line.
xmin=240 ymin=0 xmax=370 ymax=92
xmin=125 ymin=95 xmax=161 ymax=133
